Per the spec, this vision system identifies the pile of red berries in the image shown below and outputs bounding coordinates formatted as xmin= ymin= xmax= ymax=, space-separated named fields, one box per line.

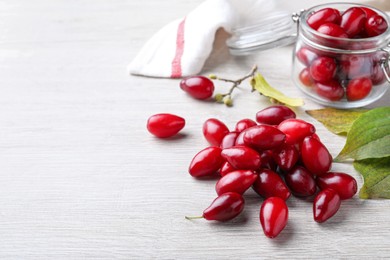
xmin=297 ymin=6 xmax=388 ymax=101
xmin=184 ymin=106 xmax=357 ymax=238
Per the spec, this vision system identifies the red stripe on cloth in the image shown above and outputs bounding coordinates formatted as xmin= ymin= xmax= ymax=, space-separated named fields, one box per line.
xmin=171 ymin=18 xmax=186 ymax=78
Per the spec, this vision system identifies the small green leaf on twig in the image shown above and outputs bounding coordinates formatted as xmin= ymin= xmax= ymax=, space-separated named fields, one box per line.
xmin=354 ymin=157 xmax=390 ymax=199
xmin=335 ymin=107 xmax=390 ymax=162
xmin=250 ymin=73 xmax=304 ymax=107
xmin=306 ymin=108 xmax=369 ymax=136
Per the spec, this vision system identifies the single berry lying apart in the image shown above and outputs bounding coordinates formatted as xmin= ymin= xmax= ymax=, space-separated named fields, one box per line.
xmin=180 ymin=76 xmax=214 ymax=100
xmin=147 ymin=113 xmax=185 ymax=138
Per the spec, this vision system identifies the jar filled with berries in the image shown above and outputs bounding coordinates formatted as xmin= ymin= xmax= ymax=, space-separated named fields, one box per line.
xmin=293 ymin=3 xmax=390 ymax=108
xmin=227 ymin=3 xmax=390 ymax=108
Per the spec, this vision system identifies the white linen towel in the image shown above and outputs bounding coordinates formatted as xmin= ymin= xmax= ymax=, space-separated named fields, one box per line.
xmin=128 ymin=0 xmax=275 ymax=78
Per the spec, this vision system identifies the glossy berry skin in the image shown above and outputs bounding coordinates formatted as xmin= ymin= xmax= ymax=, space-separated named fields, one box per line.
xmin=296 ymin=47 xmax=318 ymax=66
xmin=285 ymin=166 xmax=316 ymax=197
xmin=371 ymin=63 xmax=385 ymax=85
xmin=340 ymin=54 xmax=371 ymax=80
xmin=243 ymin=125 xmax=286 ymax=150
xmin=299 ymin=68 xmax=314 ymax=87
xmin=221 ymin=146 xmax=261 ymax=170
xmin=316 ymin=172 xmax=358 ymax=200
xmin=361 ymin=7 xmax=378 ymax=19
xmin=310 ymin=56 xmax=337 ymax=82
xmin=220 ymin=161 xmax=235 ymax=177
xmin=317 ymin=23 xmax=348 ymax=38
xmin=340 ymin=7 xmax=367 ymax=37
xmin=147 ymin=113 xmax=185 ymax=138
xmin=216 ymin=170 xmax=258 ymax=195
xmin=203 ymin=118 xmax=229 ymax=146
xmin=301 ymin=136 xmax=332 ymax=176
xmin=203 ymin=192 xmax=245 ymax=221
xmin=365 ymin=14 xmax=388 ymax=37
xmin=260 ymin=150 xmax=277 ymax=170
xmin=189 ymin=147 xmax=224 ymax=178
xmin=277 ymin=119 xmax=316 ymax=145
xmin=315 ymin=80 xmax=345 ymax=101
xmin=235 ymin=118 xmax=257 ymax=132
xmin=272 ymin=144 xmax=299 ymax=172
xmin=313 ymin=188 xmax=341 ymax=223
xmin=255 ymin=105 xmax=296 ymax=125
xmin=307 ymin=8 xmax=341 ymax=30
xmin=220 ymin=131 xmax=240 ymax=149
xmin=253 ymin=169 xmax=291 ymax=200
xmin=234 ymin=129 xmax=247 ymax=146
xmin=346 ymin=77 xmax=372 ymax=101
xmin=180 ymin=76 xmax=214 ymax=100
xmin=260 ymin=197 xmax=289 ymax=238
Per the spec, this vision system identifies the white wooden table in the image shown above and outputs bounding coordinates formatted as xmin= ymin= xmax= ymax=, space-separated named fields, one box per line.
xmin=0 ymin=0 xmax=389 ymax=258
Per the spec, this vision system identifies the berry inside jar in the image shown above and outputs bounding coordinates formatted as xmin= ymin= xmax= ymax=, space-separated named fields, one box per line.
xmin=293 ymin=4 xmax=390 ymax=108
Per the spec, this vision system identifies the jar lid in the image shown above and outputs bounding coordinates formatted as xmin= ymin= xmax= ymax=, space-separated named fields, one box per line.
xmin=227 ymin=11 xmax=297 ymax=56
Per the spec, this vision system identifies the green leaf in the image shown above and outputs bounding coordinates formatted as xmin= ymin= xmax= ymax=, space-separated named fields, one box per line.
xmin=354 ymin=157 xmax=390 ymax=199
xmin=335 ymin=107 xmax=390 ymax=162
xmin=306 ymin=108 xmax=368 ymax=135
xmin=251 ymin=73 xmax=304 ymax=107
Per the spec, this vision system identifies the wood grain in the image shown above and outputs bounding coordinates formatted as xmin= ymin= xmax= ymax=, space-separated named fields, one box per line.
xmin=0 ymin=0 xmax=389 ymax=259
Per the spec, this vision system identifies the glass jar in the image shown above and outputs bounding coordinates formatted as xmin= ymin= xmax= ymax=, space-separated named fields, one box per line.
xmin=227 ymin=3 xmax=390 ymax=108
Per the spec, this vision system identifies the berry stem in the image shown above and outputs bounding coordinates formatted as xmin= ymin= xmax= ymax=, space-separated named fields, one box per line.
xmin=215 ymin=65 xmax=257 ymax=88
xmin=185 ymin=215 xmax=204 ymax=220
xmin=212 ymin=65 xmax=258 ymax=106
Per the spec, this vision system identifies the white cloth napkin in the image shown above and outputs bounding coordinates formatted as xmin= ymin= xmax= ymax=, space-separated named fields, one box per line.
xmin=128 ymin=0 xmax=275 ymax=78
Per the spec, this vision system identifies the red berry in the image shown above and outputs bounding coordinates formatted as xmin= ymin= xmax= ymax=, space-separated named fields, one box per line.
xmin=371 ymin=63 xmax=385 ymax=85
xmin=221 ymin=146 xmax=261 ymax=170
xmin=307 ymin=8 xmax=341 ymax=30
xmin=310 ymin=56 xmax=337 ymax=82
xmin=316 ymin=172 xmax=358 ymax=200
xmin=189 ymin=147 xmax=224 ymax=178
xmin=311 ymin=133 xmax=321 ymax=141
xmin=301 ymin=136 xmax=332 ymax=176
xmin=317 ymin=23 xmax=348 ymax=38
xmin=202 ymin=192 xmax=245 ymax=221
xmin=216 ymin=170 xmax=258 ymax=195
xmin=220 ymin=131 xmax=240 ymax=149
xmin=220 ymin=161 xmax=236 ymax=177
xmin=180 ymin=76 xmax=214 ymax=100
xmin=315 ymin=80 xmax=345 ymax=101
xmin=365 ymin=14 xmax=388 ymax=37
xmin=235 ymin=118 xmax=257 ymax=132
xmin=255 ymin=106 xmax=296 ymax=125
xmin=285 ymin=166 xmax=317 ymax=197
xmin=346 ymin=77 xmax=372 ymax=101
xmin=203 ymin=118 xmax=229 ymax=146
xmin=340 ymin=54 xmax=372 ymax=79
xmin=272 ymin=144 xmax=299 ymax=172
xmin=361 ymin=7 xmax=378 ymax=19
xmin=340 ymin=7 xmax=367 ymax=37
xmin=260 ymin=197 xmax=288 ymax=238
xmin=253 ymin=169 xmax=291 ymax=200
xmin=243 ymin=125 xmax=286 ymax=150
xmin=296 ymin=47 xmax=319 ymax=66
xmin=299 ymin=68 xmax=314 ymax=87
xmin=260 ymin=150 xmax=277 ymax=170
xmin=277 ymin=119 xmax=316 ymax=145
xmin=313 ymin=188 xmax=341 ymax=223
xmin=147 ymin=113 xmax=185 ymax=138
xmin=234 ymin=129 xmax=247 ymax=146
